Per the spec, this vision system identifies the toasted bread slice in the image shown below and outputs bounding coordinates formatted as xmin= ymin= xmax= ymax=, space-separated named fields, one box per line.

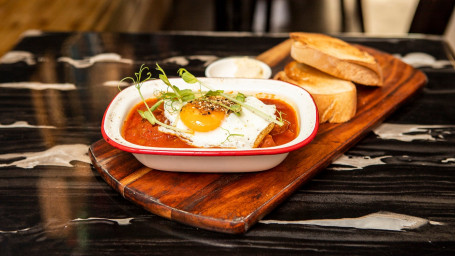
xmin=275 ymin=61 xmax=357 ymax=123
xmin=290 ymin=32 xmax=383 ymax=86
xmin=253 ymin=123 xmax=275 ymax=148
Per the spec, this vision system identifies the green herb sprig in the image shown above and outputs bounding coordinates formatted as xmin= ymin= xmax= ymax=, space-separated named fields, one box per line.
xmin=220 ymin=127 xmax=244 ymax=145
xmin=118 ymin=64 xmax=189 ymax=133
xmin=119 ymin=64 xmax=284 ymax=136
xmin=156 ymin=64 xmax=244 ymax=115
xmin=177 ymin=68 xmax=284 ymax=126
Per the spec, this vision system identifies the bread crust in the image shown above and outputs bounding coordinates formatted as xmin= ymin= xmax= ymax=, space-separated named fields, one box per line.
xmin=253 ymin=123 xmax=275 ymax=148
xmin=290 ymin=32 xmax=383 ymax=86
xmin=275 ymin=61 xmax=357 ymax=123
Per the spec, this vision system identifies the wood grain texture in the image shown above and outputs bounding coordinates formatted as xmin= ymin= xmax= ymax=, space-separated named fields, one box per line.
xmin=256 ymin=38 xmax=293 ymax=67
xmin=0 ymin=0 xmax=172 ymax=57
xmin=89 ymin=43 xmax=427 ymax=234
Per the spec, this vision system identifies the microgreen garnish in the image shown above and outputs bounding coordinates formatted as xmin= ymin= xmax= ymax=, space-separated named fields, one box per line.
xmin=118 ymin=64 xmax=155 ymax=123
xmin=200 ymin=90 xmax=241 ymax=115
xmin=118 ymin=64 xmax=153 ymax=92
xmin=220 ymin=127 xmax=244 ymax=144
xmin=178 ymin=68 xmax=199 ymax=84
xmin=203 ymin=97 xmax=241 ymax=114
xmin=277 ymin=110 xmax=284 ymax=124
xmin=203 ymin=90 xmax=224 ymax=97
xmin=119 ymin=64 xmax=189 ymax=133
xmin=236 ymin=92 xmax=246 ymax=102
xmin=156 ymin=64 xmax=184 ymax=103
xmin=120 ymin=64 xmax=285 ymax=137
xmin=160 ymin=88 xmax=195 ymax=102
xmin=177 ymin=68 xmax=284 ymax=126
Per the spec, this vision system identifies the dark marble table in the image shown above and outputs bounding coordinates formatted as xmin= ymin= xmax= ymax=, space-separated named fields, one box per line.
xmin=1 ymin=31 xmax=454 ymax=255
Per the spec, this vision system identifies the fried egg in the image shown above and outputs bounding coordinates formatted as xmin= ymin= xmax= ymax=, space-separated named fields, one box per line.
xmin=158 ymin=96 xmax=277 ymax=148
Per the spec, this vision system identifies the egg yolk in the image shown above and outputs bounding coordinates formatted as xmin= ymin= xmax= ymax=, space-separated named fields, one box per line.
xmin=180 ymin=103 xmax=226 ymax=132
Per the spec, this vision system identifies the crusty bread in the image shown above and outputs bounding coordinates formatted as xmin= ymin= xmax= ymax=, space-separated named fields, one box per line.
xmin=254 ymin=123 xmax=275 ymax=148
xmin=290 ymin=32 xmax=383 ymax=86
xmin=275 ymin=61 xmax=357 ymax=123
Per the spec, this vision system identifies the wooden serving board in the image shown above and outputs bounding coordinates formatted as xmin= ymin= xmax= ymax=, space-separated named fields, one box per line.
xmin=89 ymin=40 xmax=427 ymax=234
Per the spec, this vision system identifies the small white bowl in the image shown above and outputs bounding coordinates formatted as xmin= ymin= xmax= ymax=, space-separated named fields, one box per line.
xmin=205 ymin=57 xmax=272 ymax=79
xmin=102 ymin=78 xmax=318 ymax=173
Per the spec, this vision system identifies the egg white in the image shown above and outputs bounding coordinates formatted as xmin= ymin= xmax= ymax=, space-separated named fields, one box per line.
xmin=158 ymin=96 xmax=276 ymax=149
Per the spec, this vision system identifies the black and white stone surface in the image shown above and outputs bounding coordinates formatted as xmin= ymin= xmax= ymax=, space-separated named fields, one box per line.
xmin=0 ymin=31 xmax=454 ymax=255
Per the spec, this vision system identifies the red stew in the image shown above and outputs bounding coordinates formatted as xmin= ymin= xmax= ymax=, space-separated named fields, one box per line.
xmin=122 ymin=98 xmax=298 ymax=148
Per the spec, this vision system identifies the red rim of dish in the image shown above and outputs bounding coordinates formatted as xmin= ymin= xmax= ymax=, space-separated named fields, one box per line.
xmin=101 ymin=81 xmax=319 ymax=156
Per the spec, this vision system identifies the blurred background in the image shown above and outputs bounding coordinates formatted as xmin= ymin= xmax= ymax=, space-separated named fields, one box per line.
xmin=1 ymin=0 xmax=454 ymax=57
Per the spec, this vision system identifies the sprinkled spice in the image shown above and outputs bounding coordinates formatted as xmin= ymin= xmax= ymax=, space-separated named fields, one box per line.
xmin=190 ymin=96 xmax=235 ymax=114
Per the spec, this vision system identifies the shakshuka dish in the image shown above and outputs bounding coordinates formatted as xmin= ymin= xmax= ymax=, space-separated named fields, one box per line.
xmin=119 ymin=64 xmax=299 ymax=149
xmin=122 ymin=95 xmax=298 ymax=149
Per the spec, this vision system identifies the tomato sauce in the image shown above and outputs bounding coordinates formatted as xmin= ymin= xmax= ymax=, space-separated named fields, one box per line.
xmin=122 ymin=97 xmax=298 ymax=148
